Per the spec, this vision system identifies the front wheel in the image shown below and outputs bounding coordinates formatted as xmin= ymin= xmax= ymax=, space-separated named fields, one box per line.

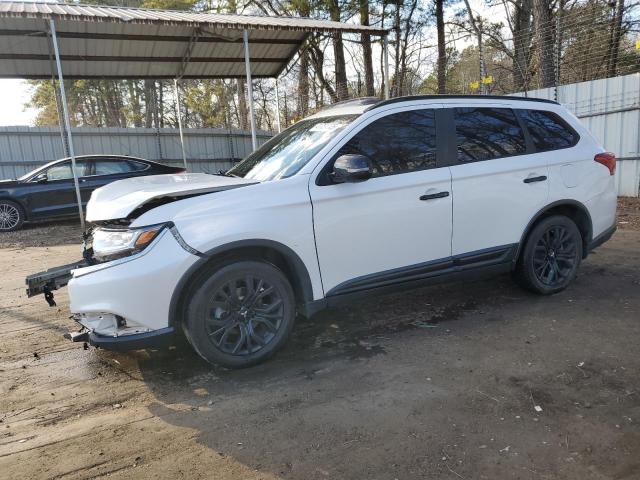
xmin=514 ymin=215 xmax=583 ymax=295
xmin=183 ymin=260 xmax=296 ymax=368
xmin=0 ymin=200 xmax=24 ymax=232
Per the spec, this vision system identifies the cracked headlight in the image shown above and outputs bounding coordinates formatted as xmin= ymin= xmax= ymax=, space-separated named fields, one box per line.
xmin=90 ymin=223 xmax=167 ymax=263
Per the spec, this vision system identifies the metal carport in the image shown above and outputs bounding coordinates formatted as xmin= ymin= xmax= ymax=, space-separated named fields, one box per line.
xmin=0 ymin=1 xmax=388 ymax=230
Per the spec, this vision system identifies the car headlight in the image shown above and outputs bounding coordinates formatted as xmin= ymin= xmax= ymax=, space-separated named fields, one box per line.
xmin=90 ymin=223 xmax=167 ymax=263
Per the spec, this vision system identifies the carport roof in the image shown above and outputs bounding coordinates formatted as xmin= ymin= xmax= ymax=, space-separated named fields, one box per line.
xmin=0 ymin=1 xmax=387 ymax=80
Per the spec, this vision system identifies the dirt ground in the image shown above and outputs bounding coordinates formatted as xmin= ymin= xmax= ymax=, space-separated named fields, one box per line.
xmin=1 ymin=199 xmax=639 ymax=480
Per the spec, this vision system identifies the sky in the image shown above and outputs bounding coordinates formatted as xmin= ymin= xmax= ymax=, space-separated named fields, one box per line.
xmin=0 ymin=0 xmax=500 ymax=127
xmin=0 ymin=79 xmax=38 ymax=126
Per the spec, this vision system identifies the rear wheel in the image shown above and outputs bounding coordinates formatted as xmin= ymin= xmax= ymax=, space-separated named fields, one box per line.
xmin=0 ymin=200 xmax=24 ymax=232
xmin=515 ymin=215 xmax=583 ymax=295
xmin=183 ymin=260 xmax=296 ymax=368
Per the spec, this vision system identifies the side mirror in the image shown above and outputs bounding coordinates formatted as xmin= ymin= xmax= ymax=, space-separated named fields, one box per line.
xmin=331 ymin=154 xmax=372 ymax=184
xmin=33 ymin=173 xmax=48 ymax=183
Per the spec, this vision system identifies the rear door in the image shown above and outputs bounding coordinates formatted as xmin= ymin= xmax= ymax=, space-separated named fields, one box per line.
xmin=309 ymin=106 xmax=453 ymax=296
xmin=447 ymin=105 xmax=549 ymax=256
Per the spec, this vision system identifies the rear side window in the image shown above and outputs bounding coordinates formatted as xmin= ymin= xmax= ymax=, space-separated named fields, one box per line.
xmin=454 ymin=108 xmax=526 ymax=162
xmin=127 ymin=160 xmax=149 ymax=172
xmin=338 ymin=109 xmax=437 ymax=177
xmin=518 ymin=109 xmax=578 ymax=151
xmin=94 ymin=160 xmax=145 ymax=175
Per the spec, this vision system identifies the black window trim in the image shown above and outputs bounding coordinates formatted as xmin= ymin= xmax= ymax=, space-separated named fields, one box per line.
xmin=316 ymin=106 xmax=446 ymax=186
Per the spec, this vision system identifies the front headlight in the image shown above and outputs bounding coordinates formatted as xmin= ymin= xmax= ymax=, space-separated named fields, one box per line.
xmin=90 ymin=223 xmax=167 ymax=263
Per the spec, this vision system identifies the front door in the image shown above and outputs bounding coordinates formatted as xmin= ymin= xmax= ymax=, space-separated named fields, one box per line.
xmin=28 ymin=159 xmax=90 ymax=219
xmin=309 ymin=107 xmax=453 ymax=296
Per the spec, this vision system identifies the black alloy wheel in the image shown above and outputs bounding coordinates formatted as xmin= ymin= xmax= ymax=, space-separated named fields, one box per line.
xmin=515 ymin=215 xmax=583 ymax=294
xmin=184 ymin=260 xmax=295 ymax=368
xmin=532 ymin=225 xmax=579 ymax=286
xmin=206 ymin=275 xmax=284 ymax=355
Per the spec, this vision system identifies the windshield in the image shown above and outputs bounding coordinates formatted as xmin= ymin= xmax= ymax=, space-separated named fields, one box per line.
xmin=227 ymin=115 xmax=357 ymax=181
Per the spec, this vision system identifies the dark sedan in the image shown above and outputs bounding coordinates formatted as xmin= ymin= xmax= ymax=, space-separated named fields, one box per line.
xmin=0 ymin=155 xmax=185 ymax=231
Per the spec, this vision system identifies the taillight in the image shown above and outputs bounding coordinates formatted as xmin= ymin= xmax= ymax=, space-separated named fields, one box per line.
xmin=175 ymin=168 xmax=186 ymax=173
xmin=594 ymin=152 xmax=616 ymax=175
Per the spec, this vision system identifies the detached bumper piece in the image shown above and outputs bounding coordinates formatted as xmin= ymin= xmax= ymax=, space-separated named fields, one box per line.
xmin=63 ymin=327 xmax=174 ymax=350
xmin=63 ymin=330 xmax=90 ymax=343
xmin=87 ymin=327 xmax=175 ymax=351
xmin=25 ymin=260 xmax=87 ymax=306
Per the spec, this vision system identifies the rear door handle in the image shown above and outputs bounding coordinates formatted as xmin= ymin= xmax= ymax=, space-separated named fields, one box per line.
xmin=420 ymin=191 xmax=449 ymax=201
xmin=523 ymin=175 xmax=547 ymax=184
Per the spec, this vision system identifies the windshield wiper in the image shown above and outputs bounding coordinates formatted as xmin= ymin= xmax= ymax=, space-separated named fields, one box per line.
xmin=214 ymin=169 xmax=239 ymax=178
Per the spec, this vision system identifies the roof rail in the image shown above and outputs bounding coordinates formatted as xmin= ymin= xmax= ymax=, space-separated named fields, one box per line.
xmin=320 ymin=97 xmax=381 ymax=112
xmin=366 ymin=94 xmax=559 ymax=111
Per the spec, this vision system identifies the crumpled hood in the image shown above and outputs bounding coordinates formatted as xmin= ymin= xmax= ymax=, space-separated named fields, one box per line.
xmin=86 ymin=173 xmax=256 ymax=222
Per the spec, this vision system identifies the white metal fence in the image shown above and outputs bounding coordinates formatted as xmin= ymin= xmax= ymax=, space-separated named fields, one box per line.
xmin=514 ymin=73 xmax=640 ymax=197
xmin=2 ymin=76 xmax=638 ymax=196
xmin=0 ymin=126 xmax=272 ymax=179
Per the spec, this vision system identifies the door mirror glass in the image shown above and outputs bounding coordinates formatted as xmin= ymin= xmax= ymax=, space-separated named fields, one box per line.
xmin=331 ymin=154 xmax=372 ymax=183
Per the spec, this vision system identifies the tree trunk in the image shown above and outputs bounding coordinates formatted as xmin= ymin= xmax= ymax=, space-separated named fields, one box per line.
xmin=360 ymin=0 xmax=375 ymax=96
xmin=327 ymin=0 xmax=348 ymax=101
xmin=158 ymin=81 xmax=164 ymax=128
xmin=607 ymin=0 xmax=624 ymax=77
xmin=298 ymin=49 xmax=310 ymax=117
xmin=435 ymin=0 xmax=446 ymax=94
xmin=237 ymin=78 xmax=248 ymax=130
xmin=512 ymin=0 xmax=533 ymax=92
xmin=128 ymin=81 xmax=143 ymax=127
xmin=380 ymin=2 xmax=386 ymax=98
xmin=462 ymin=0 xmax=487 ymax=93
xmin=309 ymin=41 xmax=339 ymax=103
xmin=533 ymin=0 xmax=555 ymax=88
xmin=297 ymin=1 xmax=311 ymax=115
xmin=393 ymin=2 xmax=401 ymax=97
xmin=144 ymin=80 xmax=155 ymax=128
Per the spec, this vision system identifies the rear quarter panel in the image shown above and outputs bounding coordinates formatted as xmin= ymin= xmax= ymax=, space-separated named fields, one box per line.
xmin=544 ymin=106 xmax=617 ymax=238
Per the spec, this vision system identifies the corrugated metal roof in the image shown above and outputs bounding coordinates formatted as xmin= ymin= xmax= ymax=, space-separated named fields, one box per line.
xmin=0 ymin=1 xmax=386 ymax=33
xmin=0 ymin=1 xmax=387 ymax=80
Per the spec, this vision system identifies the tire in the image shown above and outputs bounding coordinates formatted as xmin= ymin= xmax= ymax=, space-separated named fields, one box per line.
xmin=0 ymin=200 xmax=24 ymax=232
xmin=514 ymin=215 xmax=583 ymax=295
xmin=183 ymin=260 xmax=296 ymax=368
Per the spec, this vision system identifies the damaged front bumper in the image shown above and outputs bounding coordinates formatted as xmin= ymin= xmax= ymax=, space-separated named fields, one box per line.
xmin=66 ymin=324 xmax=176 ymax=351
xmin=25 ymin=227 xmax=200 ymax=351
xmin=25 ymin=260 xmax=88 ymax=306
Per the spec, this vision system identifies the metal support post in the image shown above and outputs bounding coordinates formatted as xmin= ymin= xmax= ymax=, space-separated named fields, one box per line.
xmin=383 ymin=34 xmax=390 ymax=100
xmin=174 ymin=79 xmax=188 ymax=170
xmin=50 ymin=19 xmax=85 ymax=231
xmin=243 ymin=29 xmax=258 ymax=151
xmin=274 ymin=77 xmax=282 ymax=133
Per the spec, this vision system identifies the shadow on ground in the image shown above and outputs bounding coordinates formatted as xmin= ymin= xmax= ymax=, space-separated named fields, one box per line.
xmin=59 ymin=232 xmax=640 ymax=479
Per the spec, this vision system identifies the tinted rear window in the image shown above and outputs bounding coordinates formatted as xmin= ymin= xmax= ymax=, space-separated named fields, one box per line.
xmin=454 ymin=108 xmax=527 ymax=162
xmin=94 ymin=160 xmax=145 ymax=175
xmin=518 ymin=109 xmax=578 ymax=151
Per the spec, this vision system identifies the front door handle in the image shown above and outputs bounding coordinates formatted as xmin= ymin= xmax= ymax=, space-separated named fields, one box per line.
xmin=523 ymin=175 xmax=547 ymax=184
xmin=420 ymin=191 xmax=449 ymax=201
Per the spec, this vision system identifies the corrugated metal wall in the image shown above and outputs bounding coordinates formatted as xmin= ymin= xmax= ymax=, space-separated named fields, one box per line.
xmin=0 ymin=126 xmax=272 ymax=179
xmin=514 ymin=73 xmax=640 ymax=197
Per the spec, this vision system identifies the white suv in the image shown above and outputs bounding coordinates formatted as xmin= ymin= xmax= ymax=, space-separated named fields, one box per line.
xmin=27 ymin=95 xmax=617 ymax=368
